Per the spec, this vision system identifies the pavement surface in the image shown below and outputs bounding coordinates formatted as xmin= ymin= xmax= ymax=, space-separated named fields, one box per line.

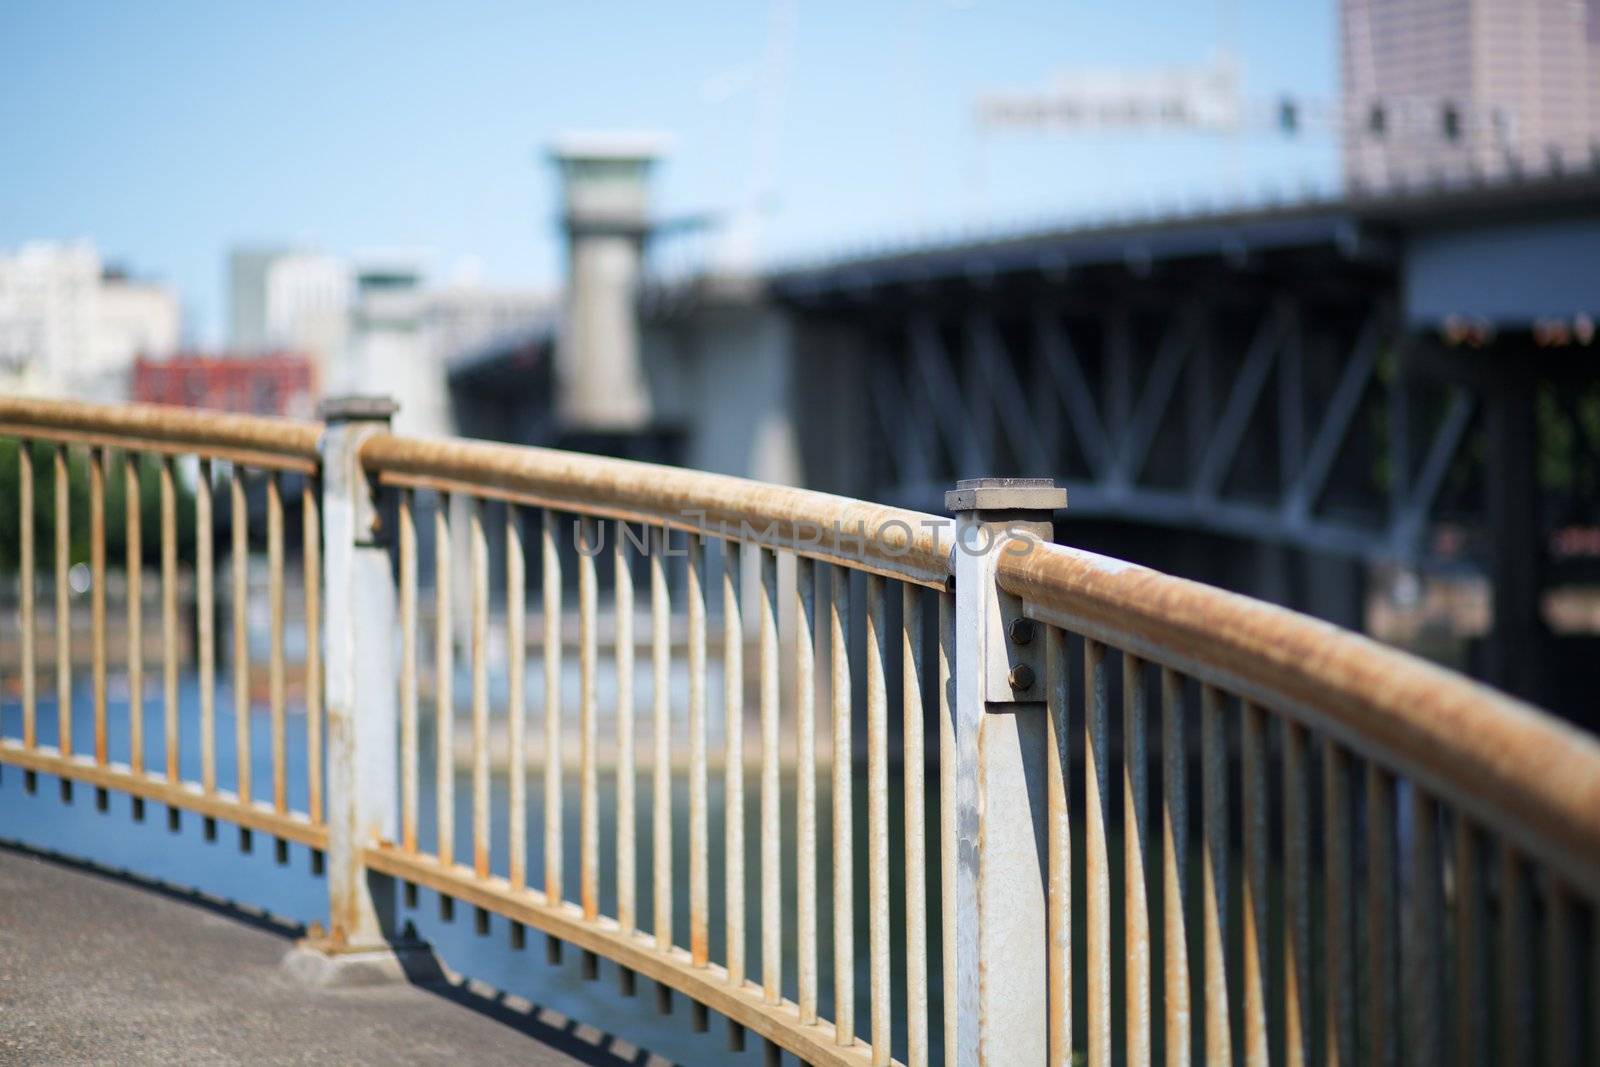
xmin=0 ymin=845 xmax=656 ymax=1066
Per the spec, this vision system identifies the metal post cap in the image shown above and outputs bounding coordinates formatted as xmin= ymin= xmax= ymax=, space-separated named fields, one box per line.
xmin=318 ymin=396 xmax=399 ymax=422
xmin=944 ymin=477 xmax=1067 ymax=513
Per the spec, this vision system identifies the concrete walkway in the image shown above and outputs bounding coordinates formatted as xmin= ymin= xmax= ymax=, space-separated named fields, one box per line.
xmin=0 ymin=845 xmax=655 ymax=1066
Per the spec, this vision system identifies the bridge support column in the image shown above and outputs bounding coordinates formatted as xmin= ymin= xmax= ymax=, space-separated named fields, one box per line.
xmin=1484 ymin=349 xmax=1547 ymax=705
xmin=287 ymin=395 xmax=436 ymax=986
xmin=947 ymin=478 xmax=1067 ymax=1066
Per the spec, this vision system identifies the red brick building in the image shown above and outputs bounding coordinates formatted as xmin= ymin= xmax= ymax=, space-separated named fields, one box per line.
xmin=131 ymin=353 xmax=317 ymax=418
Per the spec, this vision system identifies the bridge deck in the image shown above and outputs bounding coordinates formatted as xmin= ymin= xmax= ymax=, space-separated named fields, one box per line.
xmin=0 ymin=846 xmax=643 ymax=1066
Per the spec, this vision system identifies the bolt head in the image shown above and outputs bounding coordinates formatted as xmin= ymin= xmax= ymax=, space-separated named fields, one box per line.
xmin=1008 ymin=617 xmax=1036 ymax=645
xmin=1008 ymin=663 xmax=1036 ymax=691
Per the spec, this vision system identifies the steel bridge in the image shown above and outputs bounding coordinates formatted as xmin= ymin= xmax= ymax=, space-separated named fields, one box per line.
xmin=449 ymin=167 xmax=1600 ymax=723
xmin=769 ymin=168 xmax=1600 ymax=719
xmin=2 ymin=396 xmax=1599 ymax=1065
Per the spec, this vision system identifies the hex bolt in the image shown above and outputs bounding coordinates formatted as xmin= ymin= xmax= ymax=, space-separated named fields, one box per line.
xmin=1008 ymin=617 xmax=1037 ymax=646
xmin=1009 ymin=663 xmax=1036 ymax=691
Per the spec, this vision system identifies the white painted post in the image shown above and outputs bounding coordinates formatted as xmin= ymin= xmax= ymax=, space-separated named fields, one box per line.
xmin=296 ymin=396 xmax=415 ymax=978
xmin=946 ymin=478 xmax=1067 ymax=1066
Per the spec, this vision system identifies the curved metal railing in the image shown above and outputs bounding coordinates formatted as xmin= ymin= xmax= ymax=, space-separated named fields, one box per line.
xmin=0 ymin=396 xmax=327 ymax=854
xmin=355 ymin=429 xmax=952 ymax=1066
xmin=997 ymin=536 xmax=1600 ymax=1065
xmin=4 ymin=395 xmax=1599 ymax=1065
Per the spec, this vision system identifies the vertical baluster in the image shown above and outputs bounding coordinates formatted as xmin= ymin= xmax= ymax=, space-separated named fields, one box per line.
xmin=1162 ymin=668 xmax=1191 ymax=1067
xmin=830 ymin=564 xmax=854 ymax=1045
xmin=1240 ymin=702 xmax=1269 ymax=1067
xmin=652 ymin=527 xmax=673 ymax=954
xmin=1047 ymin=626 xmax=1073 ymax=1066
xmin=902 ymin=583 xmax=928 ymax=1066
xmin=688 ymin=533 xmax=709 ymax=968
xmin=1592 ymin=920 xmax=1599 ymax=1067
xmin=1405 ymin=790 xmax=1443 ymax=1067
xmin=1325 ymin=740 xmax=1355 ymax=1067
xmin=1085 ymin=639 xmax=1112 ymax=1067
xmin=19 ymin=439 xmax=35 ymax=747
xmin=160 ymin=456 xmax=178 ymax=781
xmin=724 ymin=539 xmax=745 ymax=986
xmin=542 ymin=509 xmax=562 ymax=904
xmin=506 ymin=507 xmax=526 ymax=888
xmin=1368 ymin=765 xmax=1398 ymax=1067
xmin=267 ymin=471 xmax=285 ymax=810
xmin=1126 ymin=653 xmax=1152 ymax=1067
xmin=759 ymin=549 xmax=781 ymax=1005
xmin=230 ymin=465 xmax=247 ymax=797
xmin=1453 ymin=817 xmax=1488 ymax=1067
xmin=866 ymin=574 xmax=890 ymax=1065
xmin=579 ymin=516 xmax=599 ymax=919
xmin=796 ymin=556 xmax=819 ymax=1024
xmin=126 ymin=452 xmax=143 ymax=773
xmin=303 ymin=478 xmax=322 ymax=823
xmin=615 ymin=521 xmax=635 ymax=932
xmin=54 ymin=445 xmax=72 ymax=757
xmin=1201 ymin=684 xmax=1232 ymax=1066
xmin=196 ymin=460 xmax=213 ymax=790
xmin=1283 ymin=720 xmax=1312 ymax=1067
xmin=398 ymin=489 xmax=418 ymax=852
xmin=91 ymin=447 xmax=108 ymax=764
xmin=938 ymin=589 xmax=956 ymax=1062
xmin=436 ymin=497 xmax=454 ymax=867
xmin=471 ymin=500 xmax=491 ymax=879
xmin=1499 ymin=847 xmax=1535 ymax=1065
xmin=1544 ymin=882 xmax=1578 ymax=1067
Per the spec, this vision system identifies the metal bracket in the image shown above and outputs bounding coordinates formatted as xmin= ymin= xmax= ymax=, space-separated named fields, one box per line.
xmin=985 ymin=588 xmax=1045 ymax=705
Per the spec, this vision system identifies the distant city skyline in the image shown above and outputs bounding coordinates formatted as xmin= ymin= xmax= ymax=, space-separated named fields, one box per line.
xmin=0 ymin=1 xmax=1339 ymax=346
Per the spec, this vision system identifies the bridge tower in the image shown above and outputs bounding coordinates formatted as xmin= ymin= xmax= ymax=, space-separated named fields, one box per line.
xmin=548 ymin=133 xmax=667 ymax=437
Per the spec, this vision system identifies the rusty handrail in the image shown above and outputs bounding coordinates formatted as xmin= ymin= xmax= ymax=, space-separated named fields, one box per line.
xmin=0 ymin=393 xmax=327 ymax=859
xmin=358 ymin=430 xmax=953 ymax=589
xmin=12 ymin=395 xmax=1600 ymax=1063
xmin=997 ymin=537 xmax=1600 ymax=896
xmin=0 ymin=395 xmax=323 ymax=472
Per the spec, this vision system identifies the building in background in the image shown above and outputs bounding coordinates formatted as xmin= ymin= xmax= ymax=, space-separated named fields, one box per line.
xmin=230 ymin=244 xmax=549 ymax=436
xmin=227 ymin=246 xmax=285 ymax=353
xmin=130 ymin=351 xmax=317 ymax=418
xmin=1342 ymin=0 xmax=1600 ymax=185
xmin=340 ymin=255 xmax=431 ymax=434
xmin=0 ymin=240 xmax=179 ymax=399
xmin=227 ymin=245 xmax=350 ymax=386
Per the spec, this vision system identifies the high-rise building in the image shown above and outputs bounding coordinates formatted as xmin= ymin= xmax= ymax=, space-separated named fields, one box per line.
xmin=227 ymin=246 xmax=286 ymax=353
xmin=0 ymin=240 xmax=179 ymax=399
xmin=1342 ymin=0 xmax=1600 ymax=186
xmin=227 ymin=246 xmax=350 ymax=385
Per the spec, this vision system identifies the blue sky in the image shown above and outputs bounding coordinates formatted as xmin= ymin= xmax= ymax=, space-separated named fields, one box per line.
xmin=0 ymin=1 xmax=1338 ymax=344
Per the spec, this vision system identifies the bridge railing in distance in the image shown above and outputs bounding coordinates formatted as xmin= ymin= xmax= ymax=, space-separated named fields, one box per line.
xmin=352 ymin=427 xmax=952 ymax=1066
xmin=0 ymin=396 xmax=328 ymax=856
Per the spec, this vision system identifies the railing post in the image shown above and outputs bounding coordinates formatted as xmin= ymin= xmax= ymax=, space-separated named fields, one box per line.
xmin=946 ymin=477 xmax=1067 ymax=1066
xmin=289 ymin=395 xmax=433 ymax=984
